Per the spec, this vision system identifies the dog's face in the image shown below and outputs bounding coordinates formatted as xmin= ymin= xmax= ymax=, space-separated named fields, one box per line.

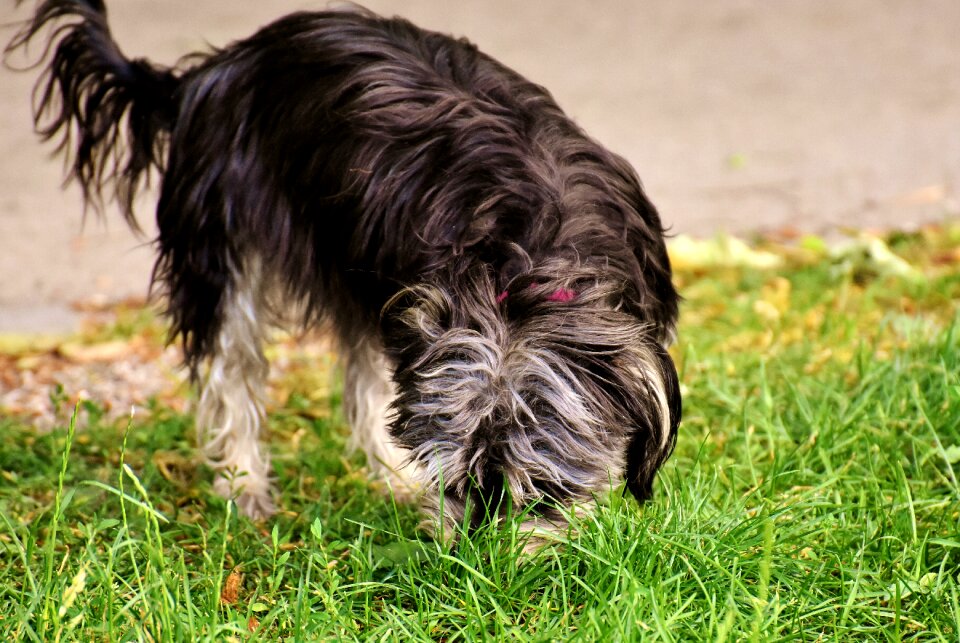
xmin=383 ymin=262 xmax=681 ymax=531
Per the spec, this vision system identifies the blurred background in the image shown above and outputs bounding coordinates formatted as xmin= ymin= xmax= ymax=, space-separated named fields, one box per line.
xmin=2 ymin=0 xmax=958 ymax=331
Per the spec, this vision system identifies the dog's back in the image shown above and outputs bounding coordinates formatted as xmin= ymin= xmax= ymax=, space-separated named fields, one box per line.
xmin=11 ymin=2 xmax=675 ymax=363
xmin=157 ymin=8 xmax=585 ymax=361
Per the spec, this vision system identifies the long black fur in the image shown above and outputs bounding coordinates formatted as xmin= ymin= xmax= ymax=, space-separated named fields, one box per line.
xmin=10 ymin=0 xmax=681 ymax=521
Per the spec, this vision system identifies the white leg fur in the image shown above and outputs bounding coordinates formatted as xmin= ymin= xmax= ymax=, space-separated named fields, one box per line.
xmin=343 ymin=340 xmax=415 ymax=499
xmin=196 ymin=264 xmax=275 ymax=519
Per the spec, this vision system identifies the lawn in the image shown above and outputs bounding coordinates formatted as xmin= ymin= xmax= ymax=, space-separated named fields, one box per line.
xmin=1 ymin=227 xmax=959 ymax=640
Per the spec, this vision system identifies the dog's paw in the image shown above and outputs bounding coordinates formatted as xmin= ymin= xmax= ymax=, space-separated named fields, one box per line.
xmin=213 ymin=474 xmax=276 ymax=520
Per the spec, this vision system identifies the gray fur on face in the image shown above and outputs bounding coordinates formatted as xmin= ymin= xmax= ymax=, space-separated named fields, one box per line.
xmin=385 ymin=263 xmax=679 ymax=530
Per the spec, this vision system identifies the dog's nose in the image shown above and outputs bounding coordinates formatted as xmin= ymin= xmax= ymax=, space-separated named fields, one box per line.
xmin=460 ymin=469 xmax=569 ymax=533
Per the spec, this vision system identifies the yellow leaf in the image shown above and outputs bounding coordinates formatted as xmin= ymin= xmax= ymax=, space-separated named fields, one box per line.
xmin=668 ymin=235 xmax=783 ymax=271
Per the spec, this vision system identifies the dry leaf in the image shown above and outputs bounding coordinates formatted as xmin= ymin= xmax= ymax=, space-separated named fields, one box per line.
xmin=58 ymin=340 xmax=135 ymax=363
xmin=668 ymin=234 xmax=783 ymax=270
xmin=830 ymin=235 xmax=921 ymax=280
xmin=220 ymin=568 xmax=242 ymax=605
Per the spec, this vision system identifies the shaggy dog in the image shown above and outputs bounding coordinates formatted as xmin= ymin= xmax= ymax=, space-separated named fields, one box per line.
xmin=9 ymin=0 xmax=681 ymax=531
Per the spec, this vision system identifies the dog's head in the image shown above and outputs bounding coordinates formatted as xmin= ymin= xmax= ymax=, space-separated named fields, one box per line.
xmin=382 ymin=261 xmax=680 ymax=532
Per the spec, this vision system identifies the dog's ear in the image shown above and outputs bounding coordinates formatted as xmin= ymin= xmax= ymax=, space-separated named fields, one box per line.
xmin=379 ymin=268 xmax=503 ymax=353
xmin=379 ymin=285 xmax=453 ymax=360
xmin=623 ymin=343 xmax=681 ymax=502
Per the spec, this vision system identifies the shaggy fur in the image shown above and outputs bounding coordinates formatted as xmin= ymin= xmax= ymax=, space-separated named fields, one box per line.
xmin=9 ymin=0 xmax=682 ymax=530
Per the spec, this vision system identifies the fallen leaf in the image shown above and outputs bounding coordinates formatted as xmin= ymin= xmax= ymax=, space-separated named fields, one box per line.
xmin=942 ymin=445 xmax=960 ymax=465
xmin=220 ymin=568 xmax=242 ymax=605
xmin=58 ymin=340 xmax=135 ymax=363
xmin=918 ymin=572 xmax=940 ymax=594
xmin=830 ymin=235 xmax=922 ymax=281
xmin=753 ymin=299 xmax=781 ymax=322
xmin=668 ymin=234 xmax=783 ymax=270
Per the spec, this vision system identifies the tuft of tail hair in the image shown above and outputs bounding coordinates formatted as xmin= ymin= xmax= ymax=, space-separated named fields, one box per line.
xmin=6 ymin=0 xmax=179 ymax=230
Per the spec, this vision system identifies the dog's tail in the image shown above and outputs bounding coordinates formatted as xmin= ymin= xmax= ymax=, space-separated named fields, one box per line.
xmin=7 ymin=0 xmax=179 ymax=230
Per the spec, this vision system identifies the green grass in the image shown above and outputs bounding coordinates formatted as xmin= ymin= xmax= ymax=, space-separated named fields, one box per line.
xmin=2 ymin=228 xmax=960 ymax=640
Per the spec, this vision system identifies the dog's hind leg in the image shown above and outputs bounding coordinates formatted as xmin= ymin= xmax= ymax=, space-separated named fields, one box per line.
xmin=193 ymin=260 xmax=275 ymax=519
xmin=342 ymin=340 xmax=416 ymax=500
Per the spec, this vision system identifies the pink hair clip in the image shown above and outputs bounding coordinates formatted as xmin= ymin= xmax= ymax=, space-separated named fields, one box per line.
xmin=497 ymin=283 xmax=576 ymax=304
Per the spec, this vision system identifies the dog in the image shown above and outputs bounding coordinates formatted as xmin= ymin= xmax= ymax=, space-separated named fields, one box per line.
xmin=9 ymin=0 xmax=681 ymax=532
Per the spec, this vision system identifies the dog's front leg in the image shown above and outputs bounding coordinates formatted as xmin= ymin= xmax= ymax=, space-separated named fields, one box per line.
xmin=342 ymin=339 xmax=416 ymax=500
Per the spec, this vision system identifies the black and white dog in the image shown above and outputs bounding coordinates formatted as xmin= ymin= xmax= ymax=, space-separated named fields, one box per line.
xmin=10 ymin=0 xmax=681 ymax=530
